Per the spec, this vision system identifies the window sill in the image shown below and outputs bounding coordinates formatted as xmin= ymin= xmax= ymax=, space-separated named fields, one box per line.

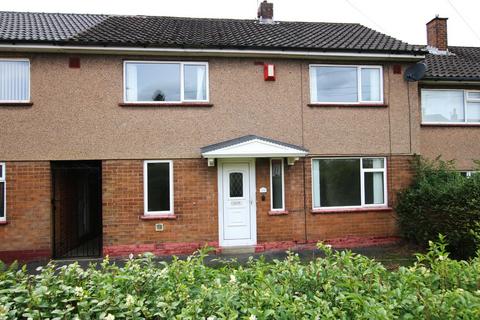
xmin=0 ymin=102 xmax=33 ymax=107
xmin=119 ymin=102 xmax=213 ymax=107
xmin=421 ymin=123 xmax=480 ymax=127
xmin=308 ymin=103 xmax=387 ymax=108
xmin=0 ymin=221 xmax=8 ymax=225
xmin=268 ymin=210 xmax=289 ymax=216
xmin=140 ymin=214 xmax=177 ymax=220
xmin=311 ymin=206 xmax=392 ymax=214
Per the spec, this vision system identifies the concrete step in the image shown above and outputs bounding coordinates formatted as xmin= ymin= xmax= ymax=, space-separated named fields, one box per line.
xmin=221 ymin=246 xmax=255 ymax=255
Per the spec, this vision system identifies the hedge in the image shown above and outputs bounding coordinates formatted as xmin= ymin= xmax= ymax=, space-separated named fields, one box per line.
xmin=1 ymin=238 xmax=480 ymax=319
xmin=396 ymin=157 xmax=480 ymax=259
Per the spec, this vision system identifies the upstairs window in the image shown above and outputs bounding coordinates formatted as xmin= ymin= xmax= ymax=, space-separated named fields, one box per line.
xmin=309 ymin=65 xmax=383 ymax=104
xmin=312 ymin=157 xmax=387 ymax=209
xmin=0 ymin=163 xmax=5 ymax=221
xmin=0 ymin=59 xmax=30 ymax=102
xmin=124 ymin=61 xmax=208 ymax=103
xmin=421 ymin=89 xmax=480 ymax=124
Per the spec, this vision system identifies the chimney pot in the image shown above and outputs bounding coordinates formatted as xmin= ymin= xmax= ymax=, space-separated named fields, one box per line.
xmin=426 ymin=16 xmax=448 ymax=51
xmin=258 ymin=0 xmax=274 ymax=23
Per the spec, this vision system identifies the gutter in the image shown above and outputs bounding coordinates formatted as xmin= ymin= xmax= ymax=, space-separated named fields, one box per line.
xmin=421 ymin=78 xmax=480 ymax=85
xmin=0 ymin=43 xmax=425 ymax=61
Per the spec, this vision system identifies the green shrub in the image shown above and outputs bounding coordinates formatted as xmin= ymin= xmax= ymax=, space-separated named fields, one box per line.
xmin=1 ymin=238 xmax=480 ymax=319
xmin=396 ymin=157 xmax=480 ymax=259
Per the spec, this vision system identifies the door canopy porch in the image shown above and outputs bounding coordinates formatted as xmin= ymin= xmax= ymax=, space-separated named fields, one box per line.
xmin=201 ymin=135 xmax=308 ymax=166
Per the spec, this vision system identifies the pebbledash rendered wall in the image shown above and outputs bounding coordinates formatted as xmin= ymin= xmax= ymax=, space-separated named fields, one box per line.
xmin=0 ymin=156 xmax=414 ymax=261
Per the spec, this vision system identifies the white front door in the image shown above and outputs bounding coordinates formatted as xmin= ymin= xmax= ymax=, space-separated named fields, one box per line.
xmin=219 ymin=160 xmax=256 ymax=247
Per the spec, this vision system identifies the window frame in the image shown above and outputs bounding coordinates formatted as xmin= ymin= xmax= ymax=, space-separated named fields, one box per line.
xmin=311 ymin=157 xmax=388 ymax=210
xmin=0 ymin=163 xmax=5 ymax=221
xmin=0 ymin=58 xmax=31 ymax=103
xmin=460 ymin=171 xmax=478 ymax=178
xmin=123 ymin=61 xmax=209 ymax=104
xmin=143 ymin=160 xmax=174 ymax=215
xmin=309 ymin=64 xmax=384 ymax=104
xmin=270 ymin=158 xmax=285 ymax=211
xmin=421 ymin=89 xmax=480 ymax=125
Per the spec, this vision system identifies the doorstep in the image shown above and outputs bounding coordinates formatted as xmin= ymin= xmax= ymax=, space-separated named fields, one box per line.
xmin=220 ymin=246 xmax=256 ymax=255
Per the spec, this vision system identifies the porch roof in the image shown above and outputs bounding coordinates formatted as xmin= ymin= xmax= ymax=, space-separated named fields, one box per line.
xmin=200 ymin=135 xmax=308 ymax=158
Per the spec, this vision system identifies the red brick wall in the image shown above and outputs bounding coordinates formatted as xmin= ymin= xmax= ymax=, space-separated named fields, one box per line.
xmin=102 ymin=159 xmax=218 ymax=256
xmin=255 ymin=158 xmax=306 ymax=243
xmin=427 ymin=17 xmax=448 ymax=51
xmin=0 ymin=156 xmax=414 ymax=260
xmin=304 ymin=155 xmax=414 ymax=241
xmin=0 ymin=162 xmax=51 ymax=261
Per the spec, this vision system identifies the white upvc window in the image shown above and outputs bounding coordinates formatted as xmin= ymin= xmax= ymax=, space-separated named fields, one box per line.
xmin=421 ymin=89 xmax=480 ymax=124
xmin=0 ymin=163 xmax=5 ymax=221
xmin=312 ymin=157 xmax=387 ymax=210
xmin=309 ymin=64 xmax=383 ymax=104
xmin=0 ymin=59 xmax=30 ymax=102
xmin=143 ymin=160 xmax=174 ymax=215
xmin=270 ymin=158 xmax=285 ymax=211
xmin=124 ymin=61 xmax=209 ymax=103
xmin=460 ymin=171 xmax=478 ymax=178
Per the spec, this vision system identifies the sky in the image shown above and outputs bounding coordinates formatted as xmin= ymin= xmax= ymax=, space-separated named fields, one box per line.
xmin=2 ymin=0 xmax=480 ymax=47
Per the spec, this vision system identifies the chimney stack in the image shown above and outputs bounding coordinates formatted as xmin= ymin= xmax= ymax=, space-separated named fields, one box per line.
xmin=427 ymin=16 xmax=448 ymax=51
xmin=258 ymin=0 xmax=274 ymax=23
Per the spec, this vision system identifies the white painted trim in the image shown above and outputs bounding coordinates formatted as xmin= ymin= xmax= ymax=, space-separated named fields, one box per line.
xmin=218 ymin=159 xmax=257 ymax=247
xmin=270 ymin=158 xmax=285 ymax=211
xmin=0 ymin=163 xmax=5 ymax=221
xmin=311 ymin=157 xmax=387 ymax=210
xmin=0 ymin=44 xmax=425 ymax=61
xmin=421 ymin=89 xmax=480 ymax=124
xmin=309 ymin=64 xmax=384 ymax=104
xmin=202 ymin=139 xmax=308 ymax=158
xmin=0 ymin=58 xmax=31 ymax=103
xmin=123 ymin=61 xmax=209 ymax=103
xmin=143 ymin=160 xmax=174 ymax=215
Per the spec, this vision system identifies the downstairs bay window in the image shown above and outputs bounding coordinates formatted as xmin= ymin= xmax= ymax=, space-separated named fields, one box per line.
xmin=312 ymin=157 xmax=387 ymax=209
xmin=143 ymin=160 xmax=174 ymax=215
xmin=124 ymin=61 xmax=208 ymax=103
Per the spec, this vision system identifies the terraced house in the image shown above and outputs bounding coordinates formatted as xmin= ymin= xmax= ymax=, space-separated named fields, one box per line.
xmin=0 ymin=2 xmax=478 ymax=262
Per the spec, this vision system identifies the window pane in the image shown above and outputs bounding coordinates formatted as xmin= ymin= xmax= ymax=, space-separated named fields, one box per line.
xmin=467 ymin=92 xmax=480 ymax=100
xmin=271 ymin=160 xmax=283 ymax=209
xmin=0 ymin=60 xmax=29 ymax=101
xmin=421 ymin=90 xmax=465 ymax=123
xmin=467 ymin=102 xmax=480 ymax=122
xmin=312 ymin=66 xmax=358 ymax=102
xmin=364 ymin=172 xmax=384 ymax=205
xmin=184 ymin=65 xmax=207 ymax=100
xmin=229 ymin=173 xmax=243 ymax=197
xmin=126 ymin=63 xmax=180 ymax=102
xmin=361 ymin=68 xmax=381 ymax=101
xmin=318 ymin=159 xmax=361 ymax=207
xmin=147 ymin=162 xmax=170 ymax=212
xmin=363 ymin=158 xmax=384 ymax=169
xmin=0 ymin=182 xmax=4 ymax=218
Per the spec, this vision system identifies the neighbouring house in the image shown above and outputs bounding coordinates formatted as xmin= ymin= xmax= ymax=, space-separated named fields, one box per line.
xmin=0 ymin=2 xmax=475 ymax=262
xmin=419 ymin=17 xmax=480 ymax=175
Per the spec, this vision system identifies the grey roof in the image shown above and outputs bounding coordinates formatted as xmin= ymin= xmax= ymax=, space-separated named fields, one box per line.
xmin=201 ymin=135 xmax=309 ymax=154
xmin=0 ymin=11 xmax=107 ymax=42
xmin=424 ymin=46 xmax=480 ymax=81
xmin=0 ymin=11 xmax=424 ymax=55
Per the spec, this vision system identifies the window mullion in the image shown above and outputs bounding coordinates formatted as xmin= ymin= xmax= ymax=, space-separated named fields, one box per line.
xmin=464 ymin=90 xmax=468 ymax=123
xmin=357 ymin=67 xmax=362 ymax=102
xmin=360 ymin=158 xmax=365 ymax=206
xmin=180 ymin=63 xmax=185 ymax=102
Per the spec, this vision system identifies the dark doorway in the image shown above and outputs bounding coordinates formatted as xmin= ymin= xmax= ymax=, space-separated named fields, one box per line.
xmin=51 ymin=161 xmax=102 ymax=258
